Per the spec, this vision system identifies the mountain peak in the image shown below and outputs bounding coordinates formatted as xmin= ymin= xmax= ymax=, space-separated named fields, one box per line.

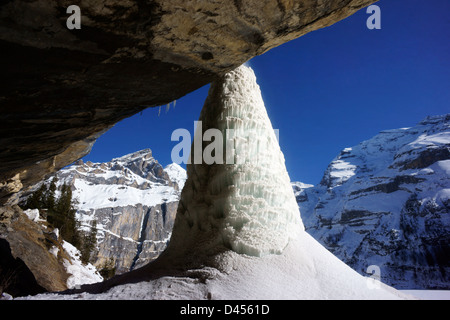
xmin=112 ymin=148 xmax=153 ymax=162
xmin=419 ymin=113 xmax=450 ymax=125
xmin=52 ymin=149 xmax=186 ymax=274
xmin=164 ymin=163 xmax=187 ymax=190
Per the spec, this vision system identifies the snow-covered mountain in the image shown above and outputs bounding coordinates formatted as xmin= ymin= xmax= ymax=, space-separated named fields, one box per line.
xmin=55 ymin=149 xmax=186 ymax=274
xmin=295 ymin=114 xmax=450 ymax=290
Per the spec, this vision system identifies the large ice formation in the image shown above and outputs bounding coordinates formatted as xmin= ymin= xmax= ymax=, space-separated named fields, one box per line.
xmin=23 ymin=65 xmax=410 ymax=300
xmin=167 ymin=65 xmax=303 ymax=258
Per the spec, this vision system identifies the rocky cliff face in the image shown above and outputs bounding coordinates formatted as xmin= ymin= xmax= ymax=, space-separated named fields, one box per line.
xmin=295 ymin=114 xmax=450 ymax=289
xmin=53 ymin=149 xmax=185 ymax=274
xmin=0 ymin=206 xmax=69 ymax=295
xmin=0 ymin=205 xmax=103 ymax=296
xmin=0 ymin=0 xmax=377 ymax=206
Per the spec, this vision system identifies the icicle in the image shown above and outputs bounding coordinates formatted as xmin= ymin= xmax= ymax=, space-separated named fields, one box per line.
xmin=158 ymin=106 xmax=161 ymax=117
xmin=166 ymin=103 xmax=170 ymax=113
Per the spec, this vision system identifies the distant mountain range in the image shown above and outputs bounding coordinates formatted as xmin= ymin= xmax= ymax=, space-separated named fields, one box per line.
xmin=54 ymin=149 xmax=185 ymax=275
xmin=294 ymin=114 xmax=450 ymax=289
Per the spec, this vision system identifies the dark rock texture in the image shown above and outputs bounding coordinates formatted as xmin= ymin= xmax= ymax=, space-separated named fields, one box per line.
xmin=0 ymin=206 xmax=69 ymax=293
xmin=0 ymin=0 xmax=377 ymax=205
xmin=0 ymin=238 xmax=47 ymax=297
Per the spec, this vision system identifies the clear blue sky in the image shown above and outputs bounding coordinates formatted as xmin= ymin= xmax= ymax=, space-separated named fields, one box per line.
xmin=83 ymin=0 xmax=450 ymax=185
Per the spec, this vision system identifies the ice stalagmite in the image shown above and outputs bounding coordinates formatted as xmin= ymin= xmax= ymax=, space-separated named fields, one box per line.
xmin=167 ymin=65 xmax=303 ymax=258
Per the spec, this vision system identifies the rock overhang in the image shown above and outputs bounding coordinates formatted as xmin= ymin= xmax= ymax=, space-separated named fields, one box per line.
xmin=0 ymin=0 xmax=377 ymax=204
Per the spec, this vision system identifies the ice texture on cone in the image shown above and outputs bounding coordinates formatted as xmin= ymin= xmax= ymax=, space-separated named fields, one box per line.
xmin=169 ymin=65 xmax=303 ymax=257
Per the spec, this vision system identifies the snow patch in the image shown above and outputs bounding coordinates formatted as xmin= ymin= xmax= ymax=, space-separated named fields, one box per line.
xmin=61 ymin=241 xmax=103 ymax=289
xmin=164 ymin=163 xmax=187 ymax=190
xmin=23 ymin=209 xmax=44 ymax=222
xmin=401 ymin=290 xmax=450 ymax=300
xmin=49 ymin=246 xmax=59 ymax=258
xmin=73 ymin=179 xmax=178 ymax=210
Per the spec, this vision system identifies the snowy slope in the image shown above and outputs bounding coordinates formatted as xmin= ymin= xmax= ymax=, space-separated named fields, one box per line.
xmin=61 ymin=241 xmax=103 ymax=289
xmin=295 ymin=114 xmax=450 ymax=289
xmin=21 ymin=232 xmax=410 ymax=300
xmin=58 ymin=149 xmax=181 ymax=212
xmin=20 ymin=209 xmax=103 ymax=290
xmin=73 ymin=179 xmax=178 ymax=211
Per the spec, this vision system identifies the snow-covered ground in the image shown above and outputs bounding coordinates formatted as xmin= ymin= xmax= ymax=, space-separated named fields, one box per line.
xmin=401 ymin=290 xmax=450 ymax=300
xmin=19 ymin=232 xmax=412 ymax=300
xmin=61 ymin=241 xmax=103 ymax=289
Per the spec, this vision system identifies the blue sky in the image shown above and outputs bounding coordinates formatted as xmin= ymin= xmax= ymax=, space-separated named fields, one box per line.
xmin=83 ymin=0 xmax=450 ymax=185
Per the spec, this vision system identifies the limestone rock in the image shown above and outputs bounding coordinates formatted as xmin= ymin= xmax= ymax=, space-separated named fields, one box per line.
xmin=0 ymin=206 xmax=69 ymax=293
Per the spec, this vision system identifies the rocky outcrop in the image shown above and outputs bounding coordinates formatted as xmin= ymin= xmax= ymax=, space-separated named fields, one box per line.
xmin=87 ymin=202 xmax=178 ymax=274
xmin=0 ymin=206 xmax=69 ymax=294
xmin=0 ymin=238 xmax=46 ymax=297
xmin=0 ymin=0 xmax=377 ymax=206
xmin=295 ymin=114 xmax=450 ymax=289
